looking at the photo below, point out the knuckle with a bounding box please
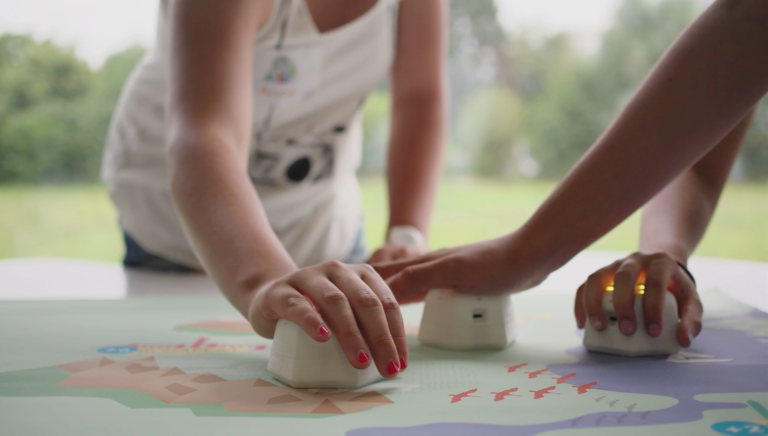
[644,277,665,291]
[390,330,407,342]
[358,292,383,309]
[372,335,396,348]
[614,269,635,283]
[359,263,376,275]
[340,328,363,343]
[284,295,308,311]
[299,312,317,327]
[380,297,400,312]
[691,319,703,332]
[401,266,417,280]
[442,256,463,270]
[587,271,603,284]
[322,291,349,307]
[323,260,345,272]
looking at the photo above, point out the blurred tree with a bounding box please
[596,0,698,106]
[91,45,145,104]
[0,36,91,112]
[457,85,522,178]
[0,35,145,182]
[0,102,101,182]
[740,97,768,181]
[360,90,391,175]
[525,65,605,178]
[523,0,699,179]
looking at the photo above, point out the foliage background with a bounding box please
[0,0,766,262]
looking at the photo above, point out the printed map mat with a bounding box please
[0,289,766,435]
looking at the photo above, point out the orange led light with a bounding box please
[604,284,645,294]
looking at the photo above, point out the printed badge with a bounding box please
[254,47,324,104]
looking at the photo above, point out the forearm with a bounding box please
[639,109,754,264]
[638,174,717,265]
[386,95,446,238]
[518,0,768,274]
[169,132,296,317]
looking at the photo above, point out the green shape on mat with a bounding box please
[748,400,768,420]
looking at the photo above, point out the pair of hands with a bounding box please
[247,243,425,379]
[248,238,702,379]
[374,240,702,347]
[376,238,704,347]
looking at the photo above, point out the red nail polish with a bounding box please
[399,357,407,370]
[388,361,400,375]
[358,351,370,364]
[318,325,330,335]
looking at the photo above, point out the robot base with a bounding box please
[418,290,516,350]
[583,290,680,357]
[268,320,384,389]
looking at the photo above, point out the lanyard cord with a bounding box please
[256,0,294,149]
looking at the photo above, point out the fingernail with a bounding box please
[388,361,400,375]
[620,319,635,336]
[318,325,330,336]
[577,320,585,329]
[358,351,370,364]
[399,357,407,370]
[647,323,661,337]
[688,333,694,346]
[590,316,603,331]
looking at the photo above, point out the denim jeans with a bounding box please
[123,225,368,272]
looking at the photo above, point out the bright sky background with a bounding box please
[1,0,710,68]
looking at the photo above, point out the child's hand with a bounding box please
[367,243,427,263]
[574,252,702,347]
[374,235,549,303]
[248,261,407,377]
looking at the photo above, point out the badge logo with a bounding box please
[264,55,297,84]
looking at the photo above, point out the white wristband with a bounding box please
[387,225,425,249]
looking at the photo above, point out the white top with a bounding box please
[101,0,400,268]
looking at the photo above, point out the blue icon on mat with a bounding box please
[97,345,138,354]
[712,421,768,435]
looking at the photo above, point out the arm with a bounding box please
[575,110,754,347]
[377,0,768,299]
[167,0,406,377]
[638,110,754,264]
[368,0,447,262]
[515,0,768,275]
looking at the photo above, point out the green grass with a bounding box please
[1,179,766,263]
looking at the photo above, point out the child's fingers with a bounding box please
[673,269,702,348]
[357,264,409,371]
[387,256,455,302]
[291,265,372,371]
[327,265,401,378]
[372,249,451,280]
[368,249,393,264]
[388,245,418,262]
[268,285,331,343]
[574,284,586,329]
[641,255,676,338]
[612,256,643,336]
[583,261,621,332]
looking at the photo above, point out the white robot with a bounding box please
[267,319,383,389]
[583,286,680,356]
[385,226,517,351]
[417,289,516,350]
